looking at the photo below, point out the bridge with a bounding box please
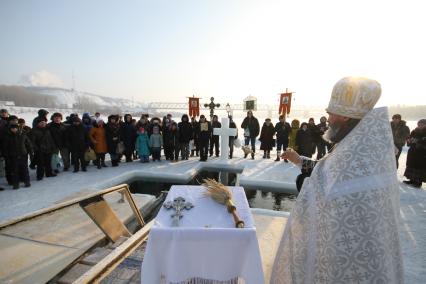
[144,102,274,112]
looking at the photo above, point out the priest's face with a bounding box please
[324,112,349,143]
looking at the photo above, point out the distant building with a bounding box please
[0,100,15,106]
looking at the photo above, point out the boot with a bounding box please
[251,153,255,160]
[13,184,19,190]
[267,151,270,159]
[229,151,233,159]
[275,151,281,161]
[244,153,248,159]
[263,151,267,159]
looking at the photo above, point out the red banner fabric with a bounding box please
[189,97,200,117]
[279,93,292,115]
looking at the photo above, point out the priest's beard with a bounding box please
[323,118,361,144]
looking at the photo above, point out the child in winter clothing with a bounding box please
[136,127,150,163]
[149,125,163,161]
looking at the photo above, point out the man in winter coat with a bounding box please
[177,114,193,160]
[48,113,70,171]
[197,115,212,162]
[210,115,221,157]
[105,115,122,167]
[2,122,32,189]
[121,114,137,162]
[241,111,260,159]
[68,117,90,172]
[391,114,410,168]
[31,118,57,180]
[274,115,291,161]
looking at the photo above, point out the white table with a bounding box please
[141,185,264,284]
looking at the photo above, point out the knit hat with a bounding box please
[326,77,381,119]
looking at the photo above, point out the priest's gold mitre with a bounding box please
[326,76,382,119]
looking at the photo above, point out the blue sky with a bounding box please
[1,0,425,106]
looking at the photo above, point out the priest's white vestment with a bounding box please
[271,107,404,283]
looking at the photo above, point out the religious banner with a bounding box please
[188,96,200,117]
[279,92,292,115]
[243,95,257,111]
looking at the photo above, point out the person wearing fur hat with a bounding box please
[68,117,90,172]
[121,114,137,162]
[259,118,275,159]
[31,118,57,180]
[47,112,71,172]
[2,122,32,189]
[272,77,403,283]
[105,115,122,167]
[274,115,291,161]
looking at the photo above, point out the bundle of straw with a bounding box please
[202,178,245,228]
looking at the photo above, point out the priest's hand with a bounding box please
[281,148,302,166]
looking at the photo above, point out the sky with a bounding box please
[1,0,425,107]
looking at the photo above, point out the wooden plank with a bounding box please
[0,235,83,284]
[82,197,131,242]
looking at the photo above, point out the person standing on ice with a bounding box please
[274,114,291,161]
[209,115,221,157]
[241,110,260,159]
[271,77,403,283]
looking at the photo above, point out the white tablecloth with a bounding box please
[141,185,264,284]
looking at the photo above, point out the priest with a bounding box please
[271,77,403,283]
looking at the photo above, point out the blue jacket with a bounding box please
[136,132,150,156]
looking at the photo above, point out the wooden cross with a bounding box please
[163,197,194,227]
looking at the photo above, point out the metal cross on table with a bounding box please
[163,196,194,227]
[204,97,220,121]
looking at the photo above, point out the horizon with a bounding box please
[1,0,425,107]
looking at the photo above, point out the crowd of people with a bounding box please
[0,107,424,190]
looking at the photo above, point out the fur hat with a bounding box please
[326,77,381,119]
